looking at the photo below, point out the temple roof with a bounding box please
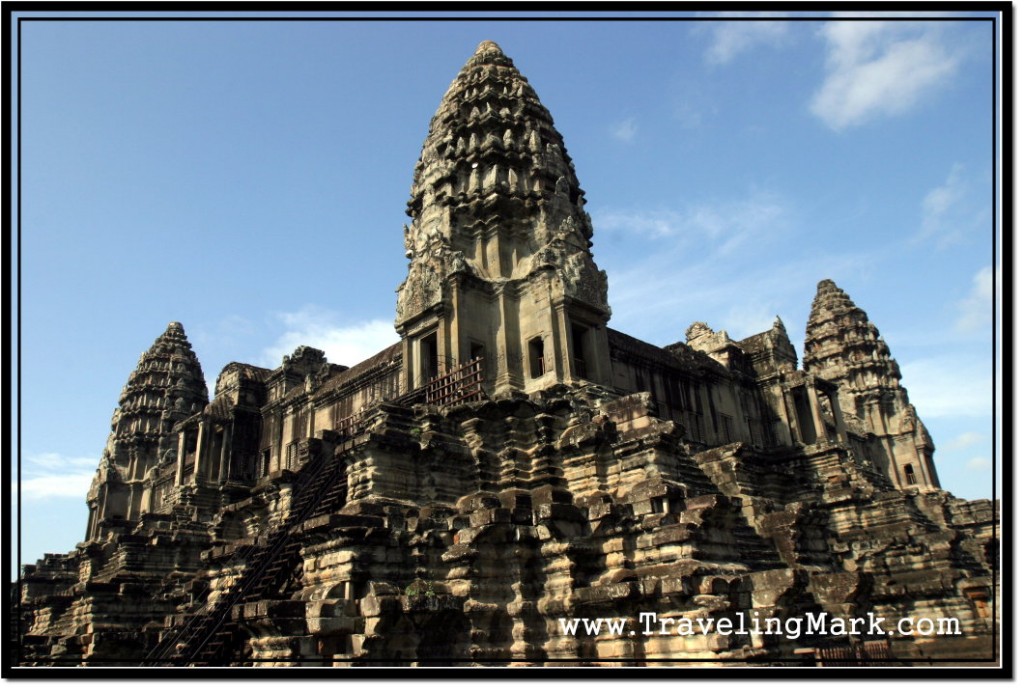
[608,328,724,376]
[805,279,876,347]
[808,279,865,321]
[317,341,403,397]
[804,279,901,394]
[475,40,503,55]
[113,322,209,443]
[407,39,590,238]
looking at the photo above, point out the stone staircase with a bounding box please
[143,440,348,666]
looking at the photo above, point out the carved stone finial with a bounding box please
[816,278,839,294]
[686,322,714,343]
[475,40,504,56]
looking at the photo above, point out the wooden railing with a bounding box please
[815,638,894,666]
[425,357,485,407]
[333,410,368,438]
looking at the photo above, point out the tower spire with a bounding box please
[85,322,208,540]
[804,280,939,490]
[474,39,504,56]
[396,41,611,397]
[805,279,902,402]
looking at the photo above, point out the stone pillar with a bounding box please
[476,233,487,276]
[140,482,153,515]
[495,287,518,393]
[448,277,461,368]
[273,412,284,474]
[217,426,230,484]
[698,384,718,444]
[868,398,888,436]
[781,386,801,445]
[553,302,570,382]
[829,390,847,441]
[920,450,940,489]
[402,338,415,395]
[174,431,187,485]
[808,386,828,441]
[85,505,97,541]
[192,421,208,487]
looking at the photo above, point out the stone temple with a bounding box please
[17,40,998,667]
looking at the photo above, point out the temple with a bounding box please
[18,41,997,667]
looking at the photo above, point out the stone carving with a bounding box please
[560,251,610,310]
[805,279,941,490]
[396,243,473,325]
[898,404,935,449]
[686,321,715,342]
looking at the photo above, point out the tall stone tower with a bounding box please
[85,322,208,541]
[395,40,612,397]
[804,279,939,490]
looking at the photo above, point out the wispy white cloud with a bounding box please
[900,356,993,419]
[592,187,887,350]
[966,456,990,470]
[703,14,791,65]
[600,221,871,349]
[916,163,984,248]
[687,194,788,256]
[603,251,860,349]
[20,453,97,501]
[955,266,994,335]
[610,117,638,142]
[592,191,788,257]
[811,21,960,130]
[922,165,964,229]
[594,208,685,240]
[947,431,983,451]
[259,306,397,368]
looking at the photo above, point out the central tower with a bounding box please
[396,40,612,397]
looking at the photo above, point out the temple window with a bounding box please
[571,323,590,379]
[904,464,918,485]
[528,337,545,378]
[792,386,817,444]
[470,341,486,378]
[420,332,439,384]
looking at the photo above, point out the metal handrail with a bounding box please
[143,446,336,665]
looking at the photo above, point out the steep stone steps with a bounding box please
[143,441,348,666]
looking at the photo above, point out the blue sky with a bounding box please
[12,11,1002,570]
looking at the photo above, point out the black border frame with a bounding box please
[3,2,1013,680]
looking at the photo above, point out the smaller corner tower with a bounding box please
[85,322,208,541]
[804,279,940,490]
